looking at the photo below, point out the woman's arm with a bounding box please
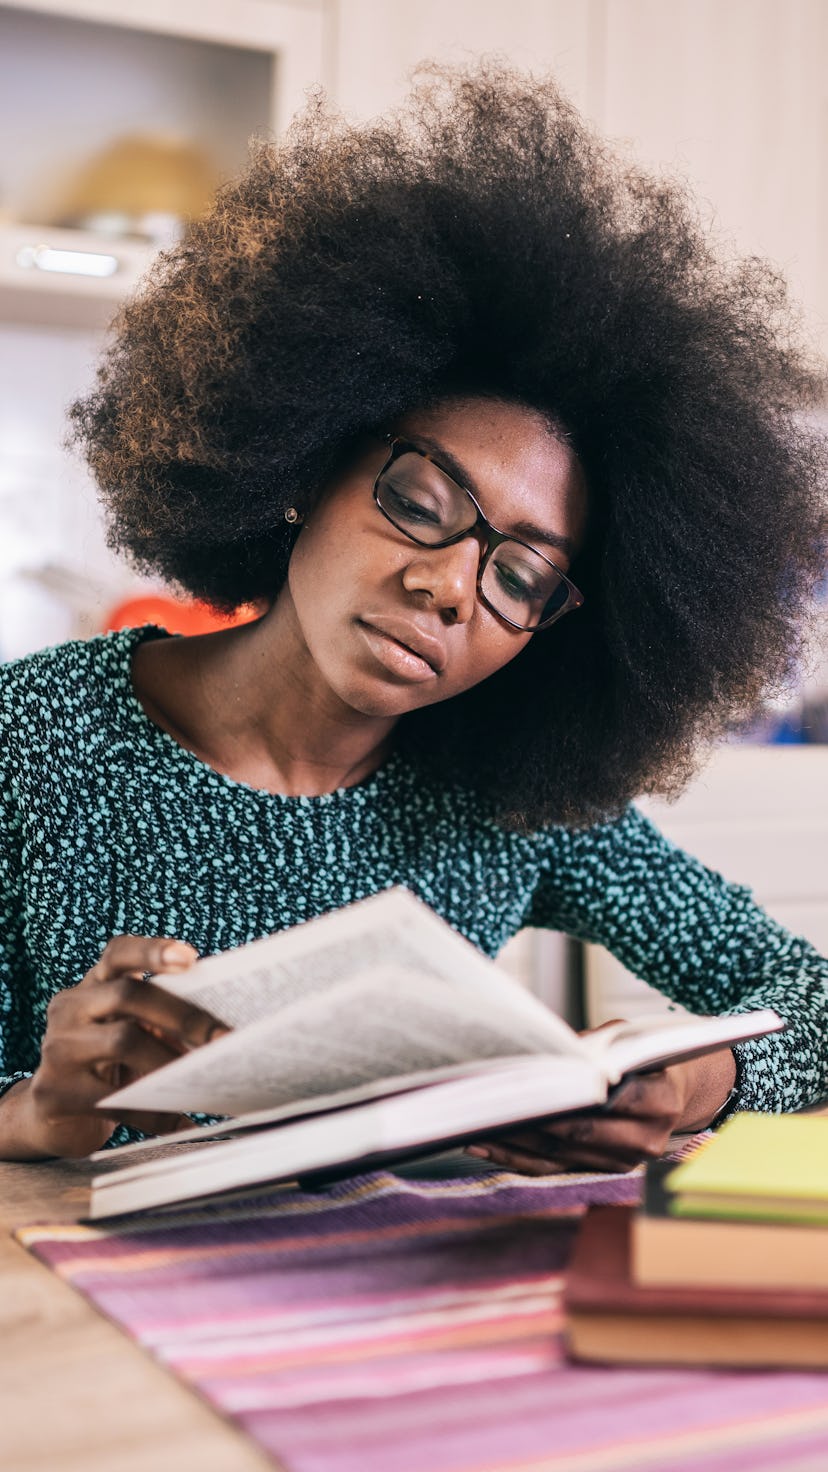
[467,1047,737,1174]
[0,935,227,1160]
[0,749,36,1108]
[526,804,828,1116]
[0,675,228,1159]
[473,805,828,1174]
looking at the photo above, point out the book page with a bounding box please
[151,888,578,1047]
[102,962,575,1116]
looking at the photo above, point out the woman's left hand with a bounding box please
[465,1045,737,1175]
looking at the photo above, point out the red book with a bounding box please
[563,1206,828,1368]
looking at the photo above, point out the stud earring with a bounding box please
[284,507,303,525]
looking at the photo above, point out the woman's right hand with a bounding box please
[2,935,228,1160]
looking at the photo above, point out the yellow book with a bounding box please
[664,1113,828,1224]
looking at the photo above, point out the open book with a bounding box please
[88,888,783,1218]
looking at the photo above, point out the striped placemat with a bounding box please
[18,1165,828,1472]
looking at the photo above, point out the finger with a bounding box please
[541,1074,671,1128]
[116,1110,192,1136]
[531,1081,679,1142]
[87,935,198,985]
[538,1142,646,1173]
[497,1123,662,1171]
[86,1018,185,1086]
[502,1115,671,1163]
[487,1128,642,1172]
[467,1141,568,1175]
[84,975,228,1050]
[601,1071,674,1116]
[30,1061,117,1119]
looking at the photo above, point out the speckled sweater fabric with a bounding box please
[2,626,827,1124]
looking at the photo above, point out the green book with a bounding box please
[664,1113,828,1225]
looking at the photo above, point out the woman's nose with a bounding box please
[400,536,481,623]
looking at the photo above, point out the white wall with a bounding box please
[331,0,828,357]
[332,1,598,118]
[596,0,827,358]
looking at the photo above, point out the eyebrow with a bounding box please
[404,432,578,561]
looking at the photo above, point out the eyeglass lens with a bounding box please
[376,451,571,629]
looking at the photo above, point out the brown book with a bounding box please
[633,1161,828,1291]
[564,1206,828,1368]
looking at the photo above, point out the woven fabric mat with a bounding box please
[19,1165,828,1472]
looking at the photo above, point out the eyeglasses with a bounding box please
[373,437,584,632]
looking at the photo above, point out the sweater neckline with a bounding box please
[114,623,402,806]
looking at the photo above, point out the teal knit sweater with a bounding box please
[2,626,827,1119]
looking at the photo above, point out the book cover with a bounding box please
[664,1114,828,1224]
[564,1206,828,1368]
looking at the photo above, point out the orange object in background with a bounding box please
[104,594,262,638]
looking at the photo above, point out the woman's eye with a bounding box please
[386,486,443,525]
[495,562,542,600]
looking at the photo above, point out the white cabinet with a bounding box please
[0,1,325,328]
[2,0,326,130]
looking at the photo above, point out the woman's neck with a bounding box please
[131,612,397,797]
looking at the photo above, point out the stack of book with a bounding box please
[564,1113,828,1368]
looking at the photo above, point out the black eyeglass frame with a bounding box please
[372,436,585,632]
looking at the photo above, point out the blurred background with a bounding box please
[1,1,826,1016]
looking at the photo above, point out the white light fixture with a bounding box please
[15,244,119,278]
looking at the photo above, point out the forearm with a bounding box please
[675,1046,737,1132]
[0,1074,124,1159]
[0,1077,57,1160]
[540,808,828,1115]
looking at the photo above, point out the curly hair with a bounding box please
[70,64,827,828]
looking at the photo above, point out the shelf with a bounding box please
[0,221,156,330]
[0,3,327,327]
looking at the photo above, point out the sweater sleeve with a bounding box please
[0,739,36,1099]
[525,805,828,1115]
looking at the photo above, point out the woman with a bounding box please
[1,68,826,1168]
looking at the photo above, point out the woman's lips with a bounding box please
[358,619,444,682]
[361,614,447,670]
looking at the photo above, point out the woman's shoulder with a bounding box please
[1,625,154,698]
[0,626,159,770]
[480,800,683,882]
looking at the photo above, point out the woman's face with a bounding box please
[283,397,587,721]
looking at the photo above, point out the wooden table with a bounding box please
[0,1160,277,1471]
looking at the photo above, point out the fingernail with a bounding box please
[465,1145,491,1159]
[162,942,197,965]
